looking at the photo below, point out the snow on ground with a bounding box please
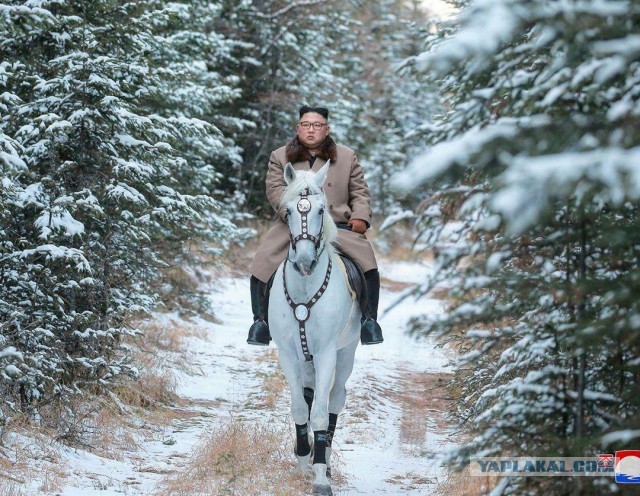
[9,256,454,496]
[335,258,454,494]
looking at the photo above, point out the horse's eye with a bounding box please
[286,208,291,219]
[319,208,324,216]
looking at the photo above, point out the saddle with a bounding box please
[335,248,370,320]
[264,248,369,321]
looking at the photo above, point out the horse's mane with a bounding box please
[280,170,338,248]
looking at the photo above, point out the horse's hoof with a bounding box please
[312,484,332,496]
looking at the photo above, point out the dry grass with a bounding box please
[156,418,312,496]
[40,321,188,462]
[0,420,69,495]
[160,265,210,313]
[422,321,516,495]
[252,348,288,411]
[70,317,214,465]
[133,318,208,356]
[377,227,436,268]
[105,318,204,440]
[391,370,452,448]
[437,466,501,496]
[107,322,186,432]
[0,316,200,495]
[385,471,438,492]
[114,364,179,413]
[91,409,138,457]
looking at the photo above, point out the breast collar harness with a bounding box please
[283,188,332,361]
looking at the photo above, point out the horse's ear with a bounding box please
[314,159,330,189]
[284,162,296,185]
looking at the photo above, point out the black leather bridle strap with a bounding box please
[289,188,323,253]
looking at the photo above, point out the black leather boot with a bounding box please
[361,269,384,345]
[247,276,271,346]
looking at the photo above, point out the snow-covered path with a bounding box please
[188,257,455,495]
[20,257,454,496]
[330,258,454,494]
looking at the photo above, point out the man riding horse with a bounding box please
[248,105,384,346]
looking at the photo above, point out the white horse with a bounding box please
[268,160,361,496]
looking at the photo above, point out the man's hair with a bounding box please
[299,105,329,120]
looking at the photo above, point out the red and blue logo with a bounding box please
[615,450,640,484]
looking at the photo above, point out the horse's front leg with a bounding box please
[277,350,313,471]
[309,348,337,495]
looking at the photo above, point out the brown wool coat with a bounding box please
[250,136,378,283]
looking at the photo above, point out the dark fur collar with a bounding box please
[285,135,337,164]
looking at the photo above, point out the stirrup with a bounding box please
[247,319,271,346]
[360,318,384,345]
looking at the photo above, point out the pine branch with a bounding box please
[262,0,330,19]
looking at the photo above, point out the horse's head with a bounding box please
[282,160,337,275]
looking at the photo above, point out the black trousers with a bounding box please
[250,275,268,321]
[364,268,380,320]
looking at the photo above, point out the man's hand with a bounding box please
[348,219,367,234]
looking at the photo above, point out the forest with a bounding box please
[1,0,639,495]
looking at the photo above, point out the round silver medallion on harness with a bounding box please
[295,305,309,321]
[297,198,311,212]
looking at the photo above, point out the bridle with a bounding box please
[288,188,324,259]
[283,187,331,362]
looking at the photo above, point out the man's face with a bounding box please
[296,112,330,149]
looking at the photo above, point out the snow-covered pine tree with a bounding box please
[0,0,236,432]
[149,0,252,226]
[354,0,436,220]
[219,0,371,211]
[139,0,254,312]
[0,125,30,411]
[394,0,640,494]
